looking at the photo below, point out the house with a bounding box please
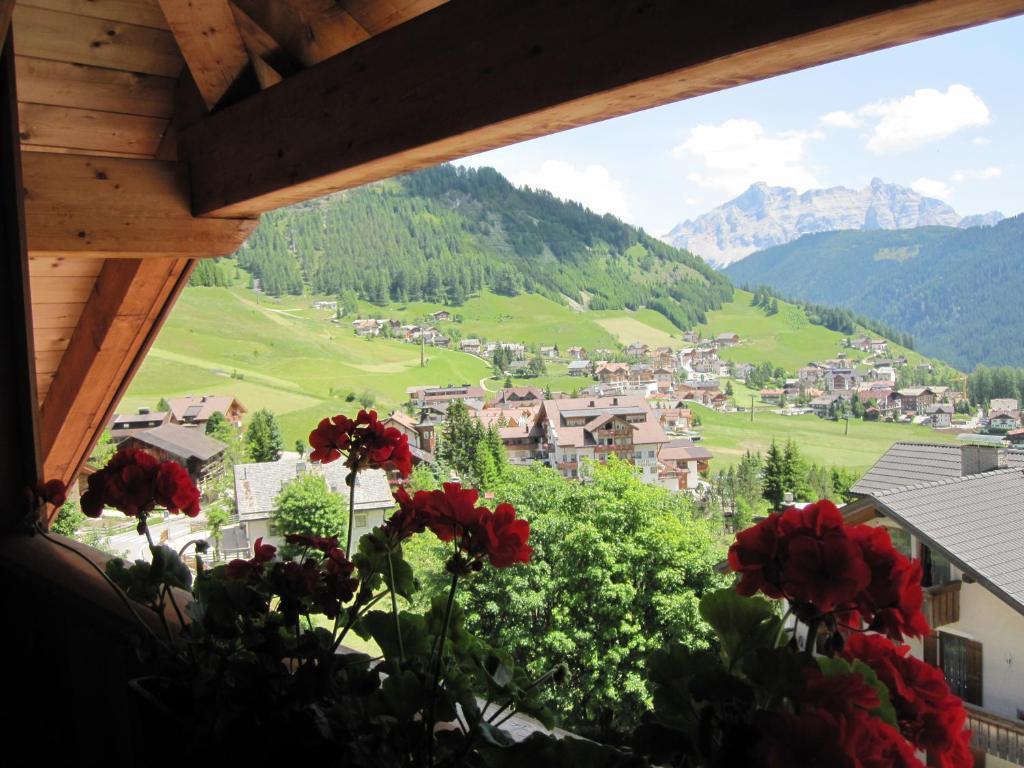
[476,407,544,465]
[682,331,699,344]
[629,363,655,386]
[536,396,669,483]
[990,398,1019,414]
[653,367,675,392]
[1006,429,1024,446]
[715,332,740,347]
[120,423,227,487]
[234,461,394,549]
[407,384,487,410]
[596,362,630,384]
[925,403,954,429]
[826,367,859,392]
[311,300,337,311]
[857,388,901,420]
[487,387,545,407]
[657,408,692,433]
[539,345,559,358]
[733,362,755,381]
[108,409,171,442]
[626,342,649,359]
[843,443,1024,766]
[506,360,533,377]
[352,318,381,336]
[167,395,247,428]
[567,346,587,360]
[431,310,451,321]
[810,393,842,417]
[658,439,713,490]
[431,335,451,348]
[896,387,937,414]
[987,411,1020,432]
[460,338,482,355]
[692,356,721,375]
[382,411,424,451]
[760,388,786,405]
[567,360,591,377]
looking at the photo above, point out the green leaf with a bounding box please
[699,587,781,667]
[356,610,432,661]
[379,669,429,720]
[150,545,193,590]
[382,550,418,600]
[646,643,713,731]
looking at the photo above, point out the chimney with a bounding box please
[782,491,795,507]
[613,397,619,406]
[961,445,1001,476]
[138,407,150,415]
[588,400,595,408]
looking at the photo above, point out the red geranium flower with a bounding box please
[848,526,930,640]
[421,483,487,543]
[728,511,785,599]
[842,633,971,767]
[308,410,413,478]
[155,460,201,517]
[485,503,532,568]
[225,537,277,580]
[783,528,871,613]
[80,448,201,519]
[285,533,339,553]
[308,415,354,464]
[35,479,67,507]
[382,486,433,543]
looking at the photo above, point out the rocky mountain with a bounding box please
[664,178,1003,268]
[724,214,1024,370]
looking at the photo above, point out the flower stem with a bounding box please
[386,550,405,664]
[427,570,460,766]
[346,470,357,556]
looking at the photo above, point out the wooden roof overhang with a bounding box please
[2,0,1024,526]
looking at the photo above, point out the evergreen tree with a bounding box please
[204,411,233,443]
[762,440,786,510]
[436,400,477,480]
[157,397,171,413]
[245,409,283,462]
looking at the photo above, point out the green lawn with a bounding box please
[693,403,960,471]
[123,285,491,446]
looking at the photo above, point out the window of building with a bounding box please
[354,512,368,531]
[887,526,912,558]
[938,632,983,706]
[920,544,952,587]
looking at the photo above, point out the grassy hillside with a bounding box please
[122,285,491,447]
[723,216,1024,369]
[694,403,960,471]
[697,289,938,373]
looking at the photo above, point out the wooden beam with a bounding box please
[181,0,1024,218]
[157,0,251,110]
[18,0,171,31]
[22,152,257,257]
[0,27,42,528]
[229,1,302,79]
[39,257,193,488]
[339,0,446,35]
[18,102,168,156]
[0,1,13,52]
[230,0,368,67]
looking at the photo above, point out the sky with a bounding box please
[456,16,1024,236]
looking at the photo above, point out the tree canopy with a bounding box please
[245,409,283,463]
[271,473,347,550]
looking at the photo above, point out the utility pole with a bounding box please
[844,416,850,436]
[750,395,754,422]
[420,329,425,368]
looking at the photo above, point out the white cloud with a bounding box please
[861,84,990,154]
[672,119,821,196]
[511,160,631,220]
[911,177,953,200]
[820,110,861,129]
[951,166,1002,183]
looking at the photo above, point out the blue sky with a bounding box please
[458,16,1024,236]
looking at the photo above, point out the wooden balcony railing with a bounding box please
[924,580,961,628]
[965,704,1024,765]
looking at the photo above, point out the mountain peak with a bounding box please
[663,178,996,268]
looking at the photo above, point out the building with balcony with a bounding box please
[536,396,668,483]
[844,443,1024,767]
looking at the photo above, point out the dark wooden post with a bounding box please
[0,26,42,531]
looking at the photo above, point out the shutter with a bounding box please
[964,639,983,706]
[924,632,938,666]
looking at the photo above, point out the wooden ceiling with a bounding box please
[11,0,445,488]
[7,0,1024,501]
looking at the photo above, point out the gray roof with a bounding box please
[865,468,1024,616]
[851,442,987,495]
[130,423,226,462]
[234,460,394,521]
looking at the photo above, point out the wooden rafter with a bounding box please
[39,257,193,491]
[229,1,301,82]
[180,0,1024,218]
[157,0,251,110]
[22,152,257,257]
[229,0,368,67]
[0,1,13,52]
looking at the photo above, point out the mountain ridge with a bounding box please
[665,178,1003,268]
[723,214,1024,369]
